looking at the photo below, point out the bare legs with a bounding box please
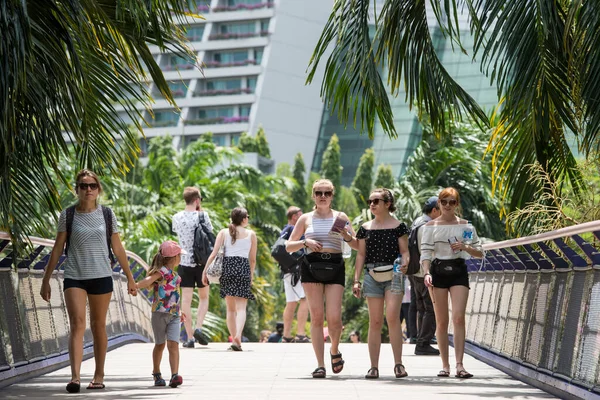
[303,283,344,372]
[153,341,179,376]
[365,292,403,374]
[297,299,308,336]
[182,286,209,340]
[432,285,470,374]
[283,299,309,338]
[225,296,248,347]
[64,289,111,384]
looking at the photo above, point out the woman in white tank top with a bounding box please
[202,207,257,351]
[286,179,359,378]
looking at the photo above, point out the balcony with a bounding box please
[195,88,253,97]
[185,116,249,126]
[204,59,257,68]
[213,2,274,12]
[148,120,179,128]
[162,64,196,71]
[208,31,269,40]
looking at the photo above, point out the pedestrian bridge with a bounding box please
[0,221,599,399]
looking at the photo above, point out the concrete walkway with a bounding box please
[1,342,555,399]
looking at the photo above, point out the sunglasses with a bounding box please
[314,190,333,198]
[440,199,457,206]
[367,198,386,206]
[77,183,99,191]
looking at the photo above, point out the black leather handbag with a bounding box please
[432,258,466,276]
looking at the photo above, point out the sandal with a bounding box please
[365,367,379,379]
[66,380,80,393]
[153,372,166,386]
[437,368,450,377]
[229,344,243,351]
[394,363,408,378]
[330,352,345,374]
[87,381,105,389]
[312,367,326,378]
[455,363,473,379]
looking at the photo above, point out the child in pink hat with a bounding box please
[137,240,187,388]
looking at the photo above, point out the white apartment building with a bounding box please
[119,0,334,173]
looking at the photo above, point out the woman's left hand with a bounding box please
[450,240,466,252]
[127,278,137,296]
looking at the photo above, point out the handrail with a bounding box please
[482,220,600,250]
[0,231,150,271]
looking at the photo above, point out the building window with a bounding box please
[206,50,253,68]
[186,25,205,41]
[213,135,227,147]
[230,133,241,145]
[247,77,258,91]
[254,48,263,64]
[152,110,180,127]
[186,106,251,125]
[168,81,188,98]
[164,54,195,71]
[240,106,251,117]
[260,20,269,35]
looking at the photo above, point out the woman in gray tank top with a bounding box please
[40,170,137,393]
[286,179,359,378]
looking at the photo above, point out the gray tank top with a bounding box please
[305,212,343,252]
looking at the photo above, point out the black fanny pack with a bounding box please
[432,258,466,276]
[302,253,343,281]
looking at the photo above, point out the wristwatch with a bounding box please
[302,239,307,248]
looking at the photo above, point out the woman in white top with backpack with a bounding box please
[421,187,483,379]
[203,207,256,351]
[286,179,359,378]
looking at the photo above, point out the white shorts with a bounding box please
[283,273,305,303]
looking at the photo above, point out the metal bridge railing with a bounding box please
[0,232,154,386]
[454,221,600,399]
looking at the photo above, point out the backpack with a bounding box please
[406,221,427,275]
[270,237,302,274]
[193,212,216,266]
[65,205,116,263]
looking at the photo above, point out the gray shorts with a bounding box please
[151,312,180,344]
[362,272,392,298]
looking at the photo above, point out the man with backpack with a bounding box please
[277,206,310,343]
[172,187,213,348]
[408,196,441,355]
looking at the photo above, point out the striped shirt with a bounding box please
[305,212,343,252]
[58,205,119,280]
[420,224,482,262]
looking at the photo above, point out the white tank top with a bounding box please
[224,230,252,258]
[305,212,343,252]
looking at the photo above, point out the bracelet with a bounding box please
[353,281,362,286]
[424,272,431,276]
[343,236,353,243]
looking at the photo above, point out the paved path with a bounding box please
[1,342,554,399]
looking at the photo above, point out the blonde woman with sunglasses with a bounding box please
[420,187,483,379]
[286,179,358,378]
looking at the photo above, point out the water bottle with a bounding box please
[342,221,352,258]
[391,254,405,295]
[462,223,474,245]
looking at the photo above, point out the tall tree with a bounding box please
[351,148,375,205]
[1,0,201,252]
[292,153,308,211]
[307,0,596,213]
[255,126,271,159]
[237,132,258,153]
[320,134,343,208]
[374,164,395,190]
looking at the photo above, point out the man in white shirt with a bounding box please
[172,187,213,348]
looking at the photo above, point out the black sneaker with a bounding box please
[182,339,195,348]
[414,344,440,355]
[193,329,209,345]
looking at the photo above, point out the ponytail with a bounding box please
[149,252,164,276]
[229,223,238,245]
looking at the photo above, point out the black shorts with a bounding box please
[178,264,207,288]
[431,271,470,289]
[300,253,345,286]
[64,277,113,295]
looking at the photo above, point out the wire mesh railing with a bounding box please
[456,221,600,397]
[0,232,153,383]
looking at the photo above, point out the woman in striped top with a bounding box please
[286,179,358,378]
[421,187,483,379]
[40,170,137,393]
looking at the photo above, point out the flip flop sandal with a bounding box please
[312,367,326,378]
[66,381,80,393]
[365,367,379,379]
[455,369,474,379]
[330,352,345,374]
[437,369,450,377]
[229,344,243,351]
[394,363,408,378]
[87,381,105,389]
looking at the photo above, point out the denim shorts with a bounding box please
[362,272,392,298]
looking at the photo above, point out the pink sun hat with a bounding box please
[159,240,187,257]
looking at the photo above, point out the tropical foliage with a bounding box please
[320,134,343,208]
[1,0,202,253]
[307,0,600,214]
[351,148,375,205]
